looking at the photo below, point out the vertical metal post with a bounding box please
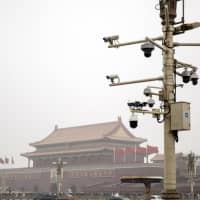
[144,182,151,200]
[160,1,180,199]
[162,24,179,198]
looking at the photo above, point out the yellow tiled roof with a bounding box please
[31,118,146,147]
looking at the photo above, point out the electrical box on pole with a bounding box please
[171,102,190,131]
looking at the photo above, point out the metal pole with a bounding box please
[174,42,200,47]
[162,24,178,198]
[110,76,163,87]
[160,1,180,199]
[108,36,163,48]
[144,182,151,200]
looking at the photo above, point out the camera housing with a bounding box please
[106,74,120,84]
[182,69,191,83]
[190,71,199,85]
[129,114,138,128]
[103,35,119,45]
[147,97,155,108]
[143,87,152,96]
[127,101,147,108]
[141,43,155,57]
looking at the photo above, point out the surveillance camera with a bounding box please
[143,87,152,96]
[147,97,155,108]
[103,35,119,45]
[141,43,155,58]
[127,101,147,109]
[190,71,199,85]
[127,101,135,107]
[182,69,191,83]
[106,74,120,83]
[134,101,141,108]
[129,114,138,129]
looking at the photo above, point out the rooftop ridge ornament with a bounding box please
[54,124,58,131]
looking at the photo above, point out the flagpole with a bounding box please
[134,144,136,162]
[113,147,116,163]
[123,147,126,163]
[146,144,149,164]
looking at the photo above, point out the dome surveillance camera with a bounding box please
[147,97,155,108]
[129,114,138,129]
[191,72,198,85]
[182,69,191,83]
[143,87,152,96]
[141,43,155,58]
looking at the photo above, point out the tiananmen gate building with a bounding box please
[0,117,197,194]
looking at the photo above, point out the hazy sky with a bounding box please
[0,0,199,168]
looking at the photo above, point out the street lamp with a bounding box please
[52,157,67,196]
[103,0,199,199]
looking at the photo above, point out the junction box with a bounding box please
[171,102,190,131]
